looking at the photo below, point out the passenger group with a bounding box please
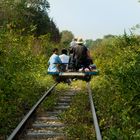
[48,37,93,72]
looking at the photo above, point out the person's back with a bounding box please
[73,44,88,70]
[59,49,69,71]
[48,48,62,72]
[73,44,87,62]
[72,37,91,70]
[59,49,69,64]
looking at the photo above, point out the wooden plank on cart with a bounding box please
[59,72,85,77]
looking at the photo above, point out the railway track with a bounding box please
[7,82,102,140]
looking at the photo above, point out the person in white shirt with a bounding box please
[70,38,77,48]
[59,49,69,71]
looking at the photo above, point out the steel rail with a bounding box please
[87,82,102,140]
[7,83,58,140]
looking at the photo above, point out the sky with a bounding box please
[48,0,140,40]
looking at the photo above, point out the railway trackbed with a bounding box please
[21,89,75,140]
[8,82,102,140]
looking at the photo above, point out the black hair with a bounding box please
[61,49,67,55]
[53,48,58,53]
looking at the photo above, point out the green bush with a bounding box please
[0,31,54,138]
[91,34,140,139]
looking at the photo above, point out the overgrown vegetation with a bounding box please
[90,34,140,139]
[0,0,140,139]
[0,0,60,41]
[0,0,61,139]
[0,31,56,138]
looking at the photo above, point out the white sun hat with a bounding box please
[76,37,84,44]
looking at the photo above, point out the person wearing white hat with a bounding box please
[76,37,84,44]
[71,37,92,71]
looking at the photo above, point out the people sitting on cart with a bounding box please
[70,37,93,71]
[59,48,69,71]
[48,48,62,72]
[48,39,94,73]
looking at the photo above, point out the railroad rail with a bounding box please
[7,82,102,140]
[7,83,58,140]
[87,82,102,140]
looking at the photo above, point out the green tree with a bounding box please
[0,0,60,41]
[60,30,74,47]
[91,34,140,139]
[103,34,116,39]
[85,39,94,48]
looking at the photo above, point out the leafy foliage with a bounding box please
[60,30,74,47]
[0,1,140,139]
[90,34,140,139]
[0,29,56,138]
[0,0,60,41]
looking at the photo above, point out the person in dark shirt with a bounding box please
[72,37,92,71]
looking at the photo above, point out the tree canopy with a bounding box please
[60,30,74,47]
[0,0,60,41]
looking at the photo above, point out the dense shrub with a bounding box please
[91,34,140,139]
[0,31,55,138]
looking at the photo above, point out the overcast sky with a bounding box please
[48,0,140,40]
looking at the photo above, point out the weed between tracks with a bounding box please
[39,81,96,139]
[59,81,96,140]
[40,83,70,112]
